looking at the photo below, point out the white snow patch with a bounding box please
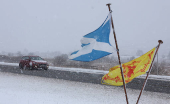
[0,62,18,66]
[0,72,169,104]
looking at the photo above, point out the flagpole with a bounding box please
[136,40,163,104]
[106,3,129,104]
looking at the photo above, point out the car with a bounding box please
[19,56,49,70]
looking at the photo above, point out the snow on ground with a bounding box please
[0,62,18,66]
[0,62,170,81]
[0,72,169,104]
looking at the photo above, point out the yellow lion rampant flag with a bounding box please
[101,47,156,86]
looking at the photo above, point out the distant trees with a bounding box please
[167,51,170,60]
[8,53,14,57]
[136,50,143,56]
[0,55,22,63]
[52,54,95,69]
[151,60,167,75]
[16,51,23,56]
[162,55,165,59]
[53,54,68,66]
[28,52,34,56]
[129,56,135,61]
[93,56,115,63]
[52,54,118,69]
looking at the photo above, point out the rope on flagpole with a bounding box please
[106,3,129,104]
[136,40,163,104]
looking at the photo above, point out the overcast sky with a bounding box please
[0,0,170,56]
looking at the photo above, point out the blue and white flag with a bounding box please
[69,13,114,62]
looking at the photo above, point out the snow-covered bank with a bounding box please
[0,62,18,66]
[0,62,170,81]
[0,72,169,104]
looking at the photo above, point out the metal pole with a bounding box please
[136,40,163,104]
[157,52,158,75]
[106,3,129,104]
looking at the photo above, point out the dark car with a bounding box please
[19,56,49,70]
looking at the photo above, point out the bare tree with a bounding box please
[28,52,34,56]
[136,50,143,56]
[151,60,167,75]
[16,51,23,56]
[129,56,135,61]
[53,54,68,66]
[167,51,170,60]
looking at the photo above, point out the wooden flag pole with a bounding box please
[136,40,163,104]
[106,3,129,104]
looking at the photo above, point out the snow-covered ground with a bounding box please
[0,62,18,66]
[0,72,169,104]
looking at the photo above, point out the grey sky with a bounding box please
[0,0,170,56]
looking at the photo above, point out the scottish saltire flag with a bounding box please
[69,13,114,62]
